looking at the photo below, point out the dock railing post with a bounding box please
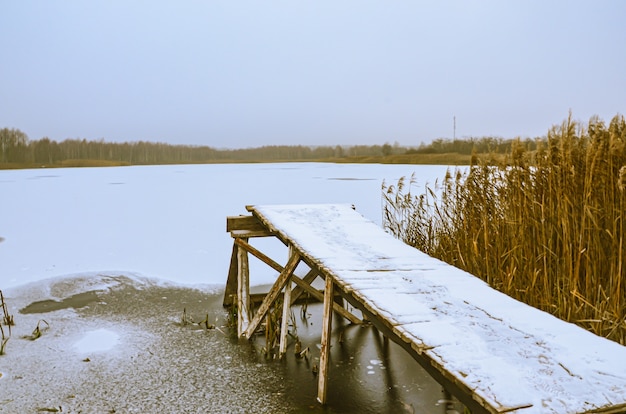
[237,238,250,337]
[317,275,334,404]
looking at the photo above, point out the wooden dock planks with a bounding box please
[227,204,626,414]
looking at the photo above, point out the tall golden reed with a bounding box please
[383,114,626,344]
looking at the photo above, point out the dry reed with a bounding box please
[383,113,626,344]
[0,290,12,355]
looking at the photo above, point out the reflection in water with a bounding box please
[266,302,465,413]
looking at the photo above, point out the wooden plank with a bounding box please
[222,242,238,307]
[243,251,301,339]
[587,403,626,414]
[317,275,334,404]
[237,240,251,337]
[230,229,275,238]
[227,215,266,232]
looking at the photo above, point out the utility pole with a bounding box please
[453,116,456,140]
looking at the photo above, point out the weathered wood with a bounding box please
[588,404,626,414]
[223,242,238,307]
[289,268,318,305]
[291,274,361,325]
[230,229,275,238]
[279,268,293,358]
[234,238,359,323]
[317,275,334,405]
[246,291,337,306]
[243,251,301,339]
[227,215,266,232]
[234,237,283,273]
[230,239,362,324]
[237,239,251,337]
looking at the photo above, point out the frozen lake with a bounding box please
[0,162,453,288]
[0,162,466,413]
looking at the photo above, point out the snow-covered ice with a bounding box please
[73,328,120,353]
[0,163,449,288]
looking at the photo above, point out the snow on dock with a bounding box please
[225,204,626,414]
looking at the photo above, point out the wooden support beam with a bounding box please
[247,291,337,307]
[291,275,361,325]
[223,243,238,307]
[243,251,301,339]
[230,229,274,238]
[227,215,266,232]
[279,272,293,358]
[237,239,251,337]
[234,238,283,273]
[290,268,318,305]
[317,275,334,404]
[234,239,361,324]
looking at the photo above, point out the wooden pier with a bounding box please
[224,204,626,414]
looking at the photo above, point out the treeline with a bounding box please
[407,136,541,155]
[1,127,535,168]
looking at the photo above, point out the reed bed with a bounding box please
[383,114,626,344]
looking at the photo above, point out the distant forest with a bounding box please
[0,127,542,168]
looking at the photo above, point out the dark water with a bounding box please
[140,278,464,413]
[262,301,463,414]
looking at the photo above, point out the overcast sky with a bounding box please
[1,1,625,148]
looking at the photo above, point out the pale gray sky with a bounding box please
[1,1,625,148]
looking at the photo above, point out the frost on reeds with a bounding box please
[383,113,626,344]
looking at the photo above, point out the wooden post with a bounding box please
[237,238,250,337]
[243,251,301,339]
[317,275,334,404]
[223,243,238,307]
[278,273,293,358]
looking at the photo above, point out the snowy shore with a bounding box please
[1,274,298,413]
